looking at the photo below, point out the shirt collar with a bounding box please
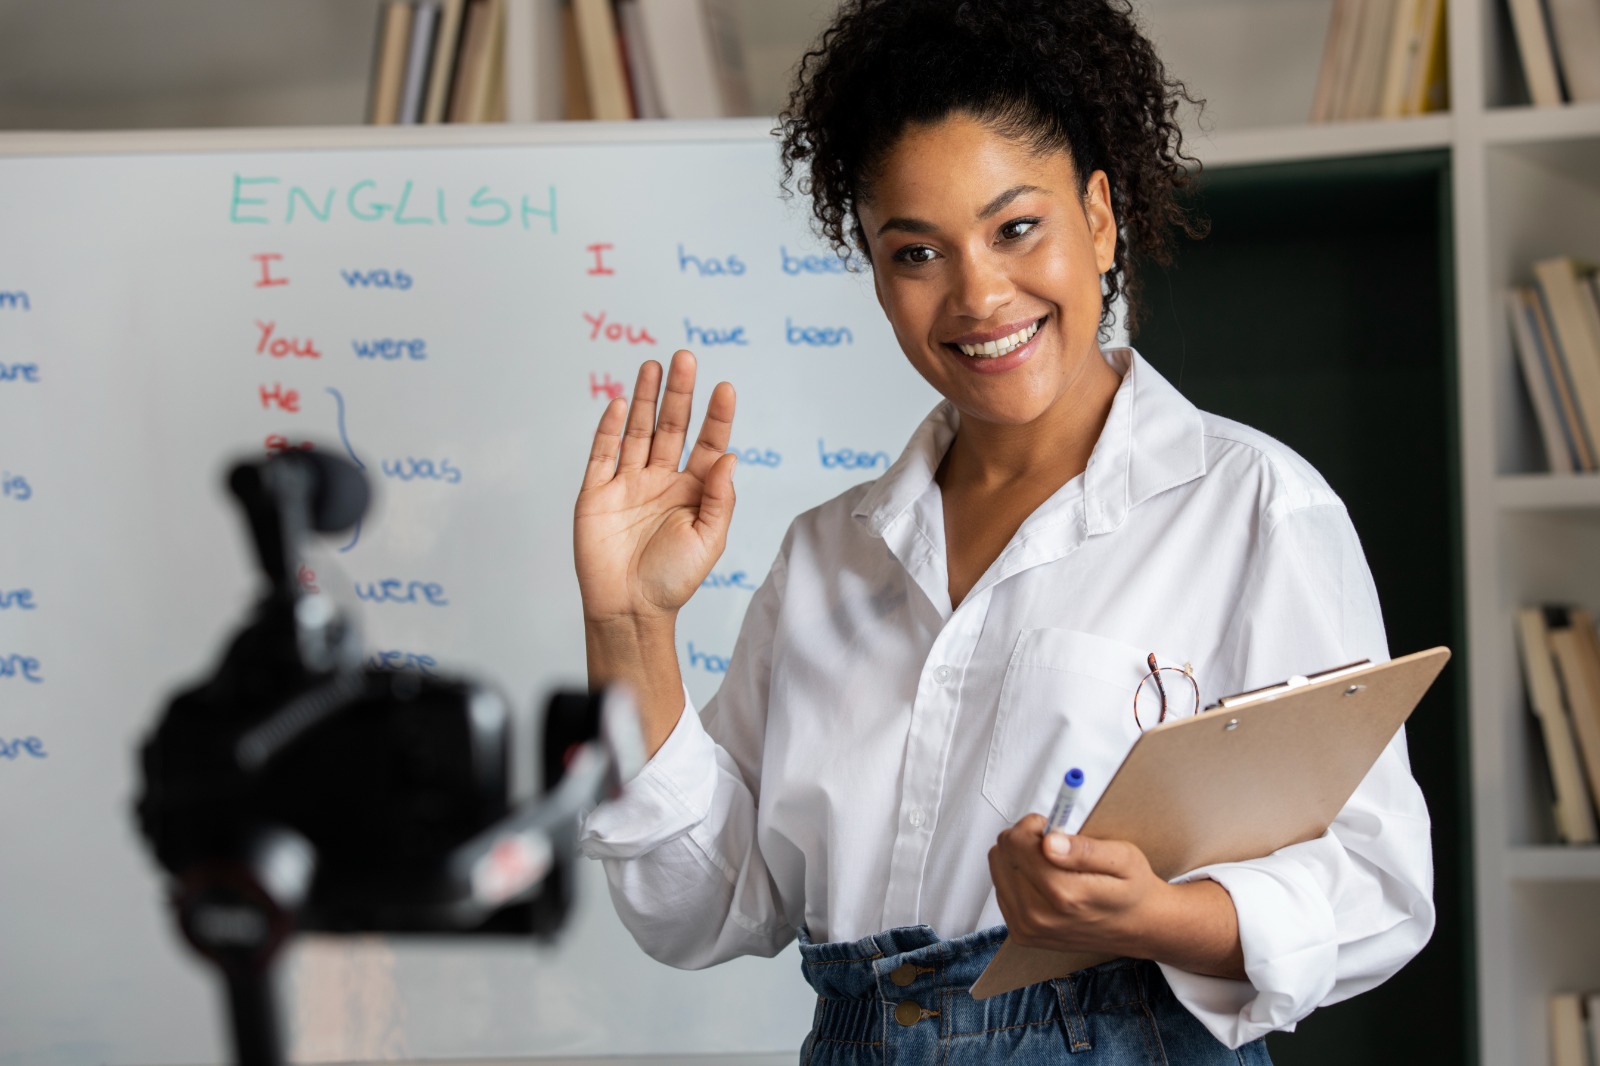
[852,347,1207,538]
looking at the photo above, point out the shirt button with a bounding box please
[908,807,926,828]
[933,665,953,684]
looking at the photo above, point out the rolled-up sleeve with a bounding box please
[578,552,795,969]
[1160,501,1436,1046]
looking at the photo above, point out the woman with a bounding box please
[574,0,1433,1060]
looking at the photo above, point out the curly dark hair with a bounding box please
[777,0,1207,336]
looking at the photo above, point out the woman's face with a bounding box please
[856,113,1118,433]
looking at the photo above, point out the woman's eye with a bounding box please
[893,245,937,265]
[999,218,1040,241]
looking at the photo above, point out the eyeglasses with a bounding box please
[1133,652,1199,732]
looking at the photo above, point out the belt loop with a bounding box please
[1051,974,1093,1052]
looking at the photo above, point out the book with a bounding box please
[561,2,594,120]
[422,0,467,123]
[702,0,752,117]
[1378,0,1420,118]
[449,0,505,123]
[1552,992,1588,1066]
[1311,0,1356,123]
[1508,287,1578,473]
[636,0,746,119]
[368,1,416,126]
[615,0,664,119]
[1402,0,1448,114]
[1515,607,1598,844]
[1534,257,1600,464]
[1549,608,1600,822]
[1587,991,1600,1066]
[1506,0,1567,105]
[1548,0,1600,102]
[572,0,634,120]
[398,1,440,125]
[501,0,539,123]
[1528,283,1598,469]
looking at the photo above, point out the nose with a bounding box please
[946,247,1015,321]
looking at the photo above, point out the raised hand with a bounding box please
[574,350,738,627]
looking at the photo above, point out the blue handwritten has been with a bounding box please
[230,176,557,233]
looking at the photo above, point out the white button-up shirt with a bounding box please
[581,348,1434,1048]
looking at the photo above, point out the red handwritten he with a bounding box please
[589,372,625,401]
[259,383,301,412]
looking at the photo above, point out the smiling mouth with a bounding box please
[948,317,1045,359]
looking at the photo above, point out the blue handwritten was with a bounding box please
[341,268,414,290]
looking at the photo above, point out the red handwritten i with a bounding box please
[586,243,616,276]
[253,253,288,288]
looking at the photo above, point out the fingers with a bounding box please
[648,350,698,470]
[580,396,629,491]
[685,380,737,482]
[693,451,739,542]
[617,360,664,471]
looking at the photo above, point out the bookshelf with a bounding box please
[4,0,1600,1063]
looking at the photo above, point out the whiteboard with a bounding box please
[0,123,943,1065]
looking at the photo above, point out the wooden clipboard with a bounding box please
[970,646,1451,999]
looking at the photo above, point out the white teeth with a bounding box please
[957,319,1041,358]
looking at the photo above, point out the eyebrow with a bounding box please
[873,184,1050,239]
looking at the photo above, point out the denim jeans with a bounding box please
[798,924,1272,1065]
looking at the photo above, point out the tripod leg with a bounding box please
[224,966,285,1066]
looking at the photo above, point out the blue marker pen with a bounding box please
[1046,768,1085,834]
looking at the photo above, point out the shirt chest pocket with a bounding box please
[980,628,1152,827]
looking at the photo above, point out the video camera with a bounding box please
[134,450,641,1066]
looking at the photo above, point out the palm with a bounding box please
[574,353,737,623]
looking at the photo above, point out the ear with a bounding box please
[1083,170,1117,275]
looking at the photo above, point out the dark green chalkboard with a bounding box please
[1134,150,1470,1066]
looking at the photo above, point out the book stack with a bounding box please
[1551,990,1600,1066]
[1507,256,1600,474]
[1505,0,1600,107]
[568,0,752,121]
[1310,0,1449,122]
[366,0,753,125]
[1516,606,1600,845]
[367,0,510,124]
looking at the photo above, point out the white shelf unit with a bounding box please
[4,0,1599,1062]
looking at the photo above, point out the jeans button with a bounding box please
[895,1000,922,1026]
[890,962,919,987]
